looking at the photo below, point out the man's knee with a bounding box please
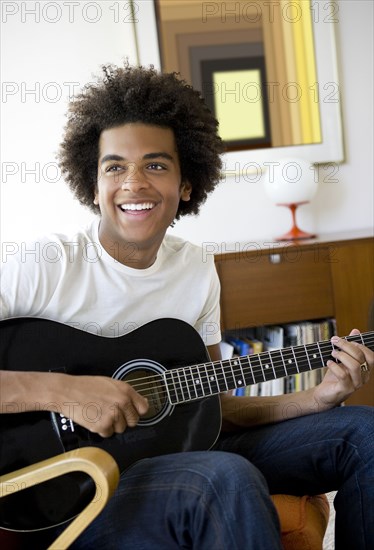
[197,451,270,508]
[328,405,373,440]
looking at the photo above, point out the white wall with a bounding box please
[171,0,374,245]
[1,0,373,249]
[1,1,137,243]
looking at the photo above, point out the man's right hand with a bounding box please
[57,374,149,437]
[0,370,149,438]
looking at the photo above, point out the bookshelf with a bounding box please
[214,229,374,407]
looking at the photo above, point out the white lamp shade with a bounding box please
[263,158,318,204]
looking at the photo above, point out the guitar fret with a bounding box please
[191,365,204,398]
[237,357,247,387]
[229,358,238,388]
[259,352,274,382]
[306,343,324,370]
[221,360,234,390]
[280,347,299,376]
[205,362,220,394]
[172,369,184,403]
[244,356,256,385]
[298,345,315,373]
[293,345,313,374]
[187,366,198,399]
[258,354,266,380]
[291,346,300,373]
[304,344,313,371]
[316,341,325,365]
[181,367,192,401]
[278,349,288,377]
[199,365,211,395]
[230,357,245,389]
[164,370,178,405]
[218,361,229,391]
[246,355,264,384]
[268,351,277,379]
[233,358,243,387]
[269,349,285,378]
[203,363,213,394]
[176,368,188,402]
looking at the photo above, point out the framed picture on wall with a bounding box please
[153,0,272,152]
[135,0,344,171]
[200,56,271,151]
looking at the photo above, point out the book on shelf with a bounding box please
[219,340,235,361]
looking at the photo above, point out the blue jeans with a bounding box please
[65,405,373,549]
[215,405,374,549]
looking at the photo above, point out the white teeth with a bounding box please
[120,203,154,211]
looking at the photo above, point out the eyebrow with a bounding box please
[100,152,174,165]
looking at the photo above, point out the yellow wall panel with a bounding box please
[213,70,265,141]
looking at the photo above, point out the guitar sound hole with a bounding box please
[123,369,167,421]
[113,358,173,425]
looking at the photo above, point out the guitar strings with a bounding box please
[127,334,374,397]
[125,334,374,402]
[130,341,374,401]
[127,334,374,392]
[125,333,374,391]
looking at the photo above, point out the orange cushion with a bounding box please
[271,494,330,550]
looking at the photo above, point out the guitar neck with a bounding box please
[165,331,374,405]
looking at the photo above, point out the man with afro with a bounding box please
[1,63,373,549]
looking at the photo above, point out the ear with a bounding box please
[180,181,192,202]
[93,189,99,206]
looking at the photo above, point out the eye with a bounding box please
[105,164,125,173]
[147,162,165,171]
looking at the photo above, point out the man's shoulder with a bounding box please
[40,219,98,247]
[1,220,98,268]
[161,233,217,275]
[163,233,205,259]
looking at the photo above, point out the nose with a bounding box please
[120,163,149,192]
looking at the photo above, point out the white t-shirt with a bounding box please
[0,219,221,346]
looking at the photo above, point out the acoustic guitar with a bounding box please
[0,316,372,532]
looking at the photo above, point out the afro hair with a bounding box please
[58,63,225,219]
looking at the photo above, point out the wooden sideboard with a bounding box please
[214,229,374,407]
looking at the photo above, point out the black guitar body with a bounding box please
[0,317,221,531]
[4,317,373,532]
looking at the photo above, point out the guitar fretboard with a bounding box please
[164,332,374,405]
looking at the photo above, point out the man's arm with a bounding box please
[0,370,149,437]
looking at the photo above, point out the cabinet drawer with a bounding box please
[216,248,334,329]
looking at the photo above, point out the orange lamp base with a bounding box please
[275,202,316,241]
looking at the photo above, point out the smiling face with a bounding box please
[95,123,191,268]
